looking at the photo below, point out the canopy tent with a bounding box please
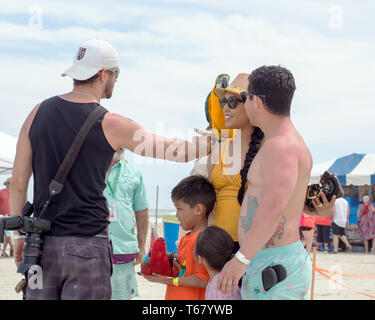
[309,153,375,186]
[0,131,17,175]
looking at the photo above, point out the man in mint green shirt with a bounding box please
[104,148,149,300]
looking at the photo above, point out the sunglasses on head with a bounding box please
[219,95,246,109]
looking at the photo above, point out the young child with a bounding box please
[195,226,242,300]
[142,175,216,300]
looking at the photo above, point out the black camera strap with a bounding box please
[38,105,107,218]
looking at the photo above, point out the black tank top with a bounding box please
[29,96,115,237]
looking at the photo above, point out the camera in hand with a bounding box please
[0,202,51,274]
[305,171,344,212]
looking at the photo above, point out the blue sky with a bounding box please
[0,0,374,209]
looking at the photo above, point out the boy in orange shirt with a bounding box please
[142,175,216,300]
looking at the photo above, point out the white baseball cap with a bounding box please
[62,39,120,81]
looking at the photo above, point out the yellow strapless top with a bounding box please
[210,139,248,242]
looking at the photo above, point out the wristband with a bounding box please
[235,251,251,265]
[172,277,179,287]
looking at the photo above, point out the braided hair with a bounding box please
[237,127,264,205]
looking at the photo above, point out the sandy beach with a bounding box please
[1,220,374,301]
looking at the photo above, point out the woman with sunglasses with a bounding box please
[206,73,264,253]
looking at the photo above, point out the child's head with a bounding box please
[194,226,234,272]
[171,175,216,231]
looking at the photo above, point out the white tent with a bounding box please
[309,153,375,186]
[0,131,17,175]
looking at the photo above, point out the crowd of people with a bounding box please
[3,39,373,301]
[299,194,375,255]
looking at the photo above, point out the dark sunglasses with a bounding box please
[240,91,266,101]
[219,96,246,109]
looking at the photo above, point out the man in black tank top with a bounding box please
[10,39,211,300]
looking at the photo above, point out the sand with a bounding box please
[1,220,374,300]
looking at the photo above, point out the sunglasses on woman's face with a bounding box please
[219,95,246,109]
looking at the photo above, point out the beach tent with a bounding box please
[0,131,17,175]
[309,153,375,186]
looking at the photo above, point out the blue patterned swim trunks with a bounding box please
[241,240,312,300]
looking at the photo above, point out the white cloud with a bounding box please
[0,1,374,207]
[0,0,164,25]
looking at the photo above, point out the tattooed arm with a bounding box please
[102,113,211,162]
[239,141,299,260]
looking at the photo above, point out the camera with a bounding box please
[0,202,51,274]
[305,171,344,212]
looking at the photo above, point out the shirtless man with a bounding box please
[217,65,334,300]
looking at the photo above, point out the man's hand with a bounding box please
[217,256,247,295]
[192,134,212,159]
[13,238,24,267]
[311,192,336,217]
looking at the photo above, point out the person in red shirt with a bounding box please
[0,178,13,256]
[0,178,11,215]
[142,175,215,300]
[315,215,332,253]
[300,213,316,257]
